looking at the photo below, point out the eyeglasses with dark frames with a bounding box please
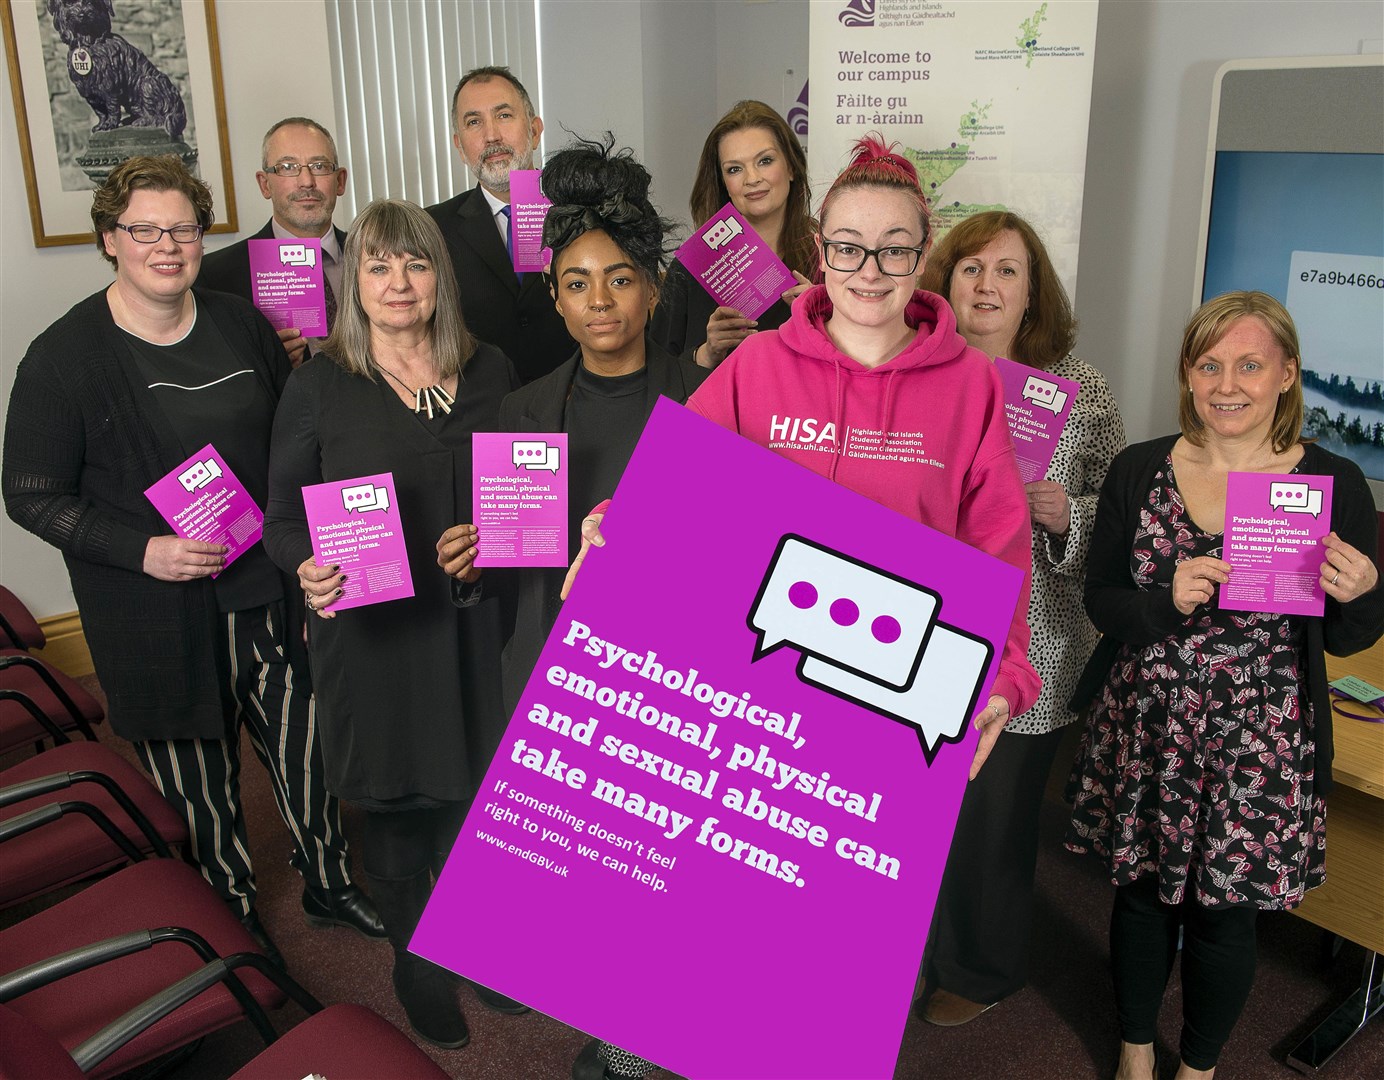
[821,240,925,277]
[112,222,205,244]
[263,161,340,177]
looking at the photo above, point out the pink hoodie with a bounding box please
[687,285,1040,719]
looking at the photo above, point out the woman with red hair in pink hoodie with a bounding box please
[686,135,1040,768]
[563,135,1039,1080]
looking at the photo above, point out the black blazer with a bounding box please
[425,186,573,383]
[494,340,708,712]
[198,220,348,303]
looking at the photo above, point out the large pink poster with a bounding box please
[415,400,1024,1079]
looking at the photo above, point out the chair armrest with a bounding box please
[0,655,93,732]
[0,769,175,858]
[0,800,146,863]
[71,953,325,1072]
[0,690,70,744]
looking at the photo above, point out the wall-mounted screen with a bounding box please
[1195,57,1383,503]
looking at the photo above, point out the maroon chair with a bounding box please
[0,740,188,910]
[0,859,297,1080]
[228,1003,452,1079]
[0,651,104,754]
[0,587,45,651]
[0,999,451,1080]
[0,586,102,752]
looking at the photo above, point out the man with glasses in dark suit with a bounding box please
[200,117,349,367]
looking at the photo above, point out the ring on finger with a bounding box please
[1332,570,1341,585]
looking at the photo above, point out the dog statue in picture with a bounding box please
[47,0,188,140]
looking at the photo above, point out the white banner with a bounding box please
[809,0,1100,301]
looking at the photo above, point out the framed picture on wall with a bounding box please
[2,0,236,247]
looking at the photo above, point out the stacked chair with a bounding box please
[0,585,444,1078]
[0,586,104,755]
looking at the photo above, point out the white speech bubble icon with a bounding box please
[341,483,389,513]
[702,215,744,251]
[1268,482,1310,512]
[177,457,222,492]
[279,243,317,268]
[1022,375,1068,415]
[1270,482,1323,517]
[802,622,991,758]
[511,440,561,474]
[749,536,938,690]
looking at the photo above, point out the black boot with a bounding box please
[367,870,469,1049]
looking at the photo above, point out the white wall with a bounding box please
[1,1,336,618]
[537,1,647,174]
[639,0,716,229]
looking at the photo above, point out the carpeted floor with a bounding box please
[5,679,1381,1079]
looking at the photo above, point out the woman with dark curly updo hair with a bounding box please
[436,132,705,1080]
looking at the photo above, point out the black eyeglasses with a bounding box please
[263,161,339,177]
[822,241,924,277]
[113,222,205,244]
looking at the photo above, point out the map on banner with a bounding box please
[809,0,1099,300]
[413,400,1023,1079]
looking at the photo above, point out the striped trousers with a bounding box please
[134,602,350,917]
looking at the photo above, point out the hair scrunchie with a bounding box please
[542,195,643,254]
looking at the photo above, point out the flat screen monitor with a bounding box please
[1195,57,1383,504]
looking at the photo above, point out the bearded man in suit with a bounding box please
[425,66,573,382]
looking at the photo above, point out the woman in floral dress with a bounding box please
[1066,291,1382,1080]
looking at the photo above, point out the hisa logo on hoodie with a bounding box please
[769,414,838,452]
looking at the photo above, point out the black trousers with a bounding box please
[923,725,1065,1004]
[135,603,350,916]
[1111,875,1259,1070]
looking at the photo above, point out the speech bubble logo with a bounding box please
[702,215,744,252]
[801,623,991,759]
[1269,481,1323,517]
[747,535,992,761]
[749,536,937,690]
[1021,375,1068,415]
[177,457,223,492]
[341,483,390,513]
[512,440,561,474]
[279,243,317,268]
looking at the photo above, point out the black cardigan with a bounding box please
[3,288,305,741]
[1069,433,1384,791]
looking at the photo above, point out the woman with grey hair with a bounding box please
[264,198,520,1048]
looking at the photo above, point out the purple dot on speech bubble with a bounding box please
[830,598,859,626]
[872,615,902,643]
[788,581,817,610]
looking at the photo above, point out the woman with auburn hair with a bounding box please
[651,100,817,369]
[264,199,521,1049]
[915,210,1126,1025]
[1066,291,1381,1079]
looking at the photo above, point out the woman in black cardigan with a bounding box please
[1066,292,1381,1080]
[2,155,374,961]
